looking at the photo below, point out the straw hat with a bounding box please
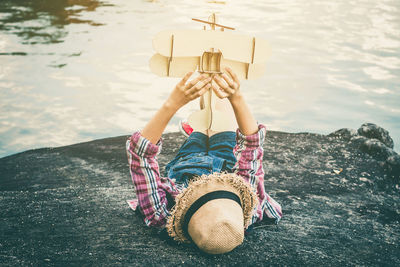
[166,172,258,254]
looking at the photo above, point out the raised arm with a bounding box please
[212,67,282,224]
[141,72,211,144]
[211,67,258,135]
[127,72,211,227]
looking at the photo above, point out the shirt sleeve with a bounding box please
[126,131,170,227]
[233,124,282,224]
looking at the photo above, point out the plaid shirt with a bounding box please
[126,124,282,228]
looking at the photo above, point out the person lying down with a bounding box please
[126,67,282,254]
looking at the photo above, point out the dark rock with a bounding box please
[386,155,400,178]
[328,128,357,141]
[349,133,399,172]
[0,128,399,266]
[358,139,397,161]
[357,123,394,148]
[349,135,369,147]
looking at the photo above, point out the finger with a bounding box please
[211,83,229,99]
[178,71,194,86]
[198,84,210,96]
[185,74,208,89]
[191,83,211,99]
[224,67,240,85]
[185,74,204,89]
[186,77,211,95]
[220,73,235,88]
[213,75,229,90]
[214,76,235,95]
[212,85,228,99]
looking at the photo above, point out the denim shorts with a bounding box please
[165,131,237,185]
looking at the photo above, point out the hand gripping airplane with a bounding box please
[149,13,270,132]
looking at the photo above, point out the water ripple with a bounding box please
[0,0,399,157]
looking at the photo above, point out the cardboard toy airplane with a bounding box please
[149,13,270,132]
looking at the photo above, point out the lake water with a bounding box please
[0,0,399,158]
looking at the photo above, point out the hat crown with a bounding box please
[166,172,258,254]
[197,220,244,254]
[188,198,244,254]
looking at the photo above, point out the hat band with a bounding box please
[182,190,242,240]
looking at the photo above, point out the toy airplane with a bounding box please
[149,13,270,132]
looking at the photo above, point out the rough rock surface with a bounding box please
[0,123,399,266]
[357,123,394,149]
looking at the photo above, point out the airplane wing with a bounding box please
[149,53,266,79]
[152,29,270,64]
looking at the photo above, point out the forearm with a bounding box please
[230,94,258,136]
[212,67,258,135]
[141,101,179,144]
[141,72,211,144]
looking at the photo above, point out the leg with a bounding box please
[208,131,237,171]
[165,131,208,177]
[171,94,210,160]
[172,131,208,160]
[207,93,237,170]
[208,95,237,137]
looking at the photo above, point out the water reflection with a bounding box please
[0,0,399,158]
[0,0,111,44]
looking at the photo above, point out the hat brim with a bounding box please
[166,172,258,243]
